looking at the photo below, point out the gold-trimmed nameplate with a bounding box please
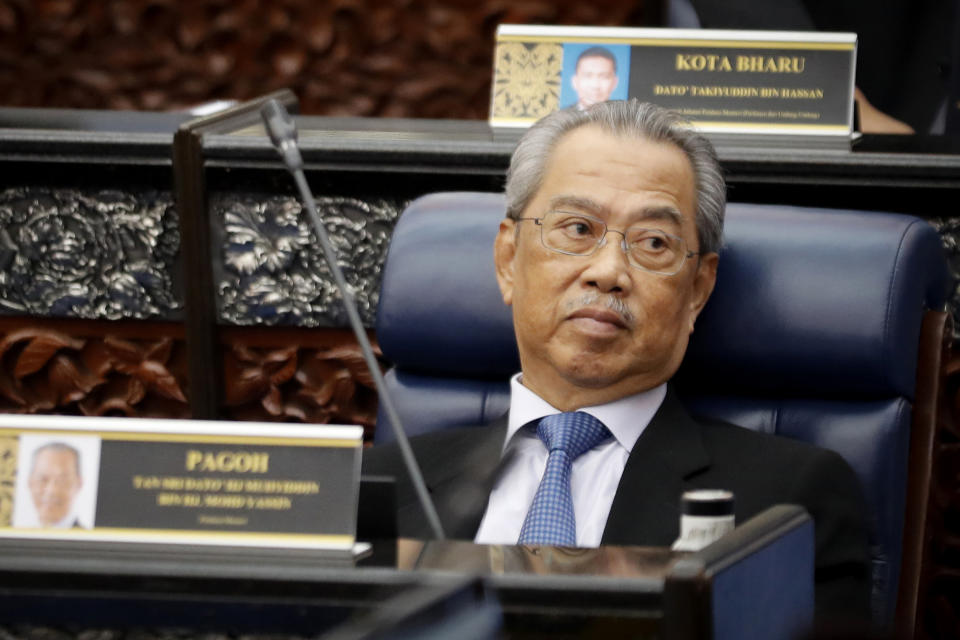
[0,414,363,551]
[490,25,857,136]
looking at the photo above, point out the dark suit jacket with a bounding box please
[362,388,872,620]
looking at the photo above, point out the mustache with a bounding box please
[565,292,635,328]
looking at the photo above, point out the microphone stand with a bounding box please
[260,99,445,541]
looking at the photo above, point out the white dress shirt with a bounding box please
[474,375,666,547]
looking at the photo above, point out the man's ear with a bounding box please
[687,252,718,333]
[494,219,518,306]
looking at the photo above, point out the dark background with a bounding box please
[0,0,661,119]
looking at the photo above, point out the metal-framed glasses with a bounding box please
[518,210,700,276]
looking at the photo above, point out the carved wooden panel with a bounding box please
[922,354,960,639]
[0,0,652,118]
[0,186,181,321]
[212,192,403,327]
[0,319,383,436]
[0,318,189,418]
[221,328,384,440]
[930,216,960,342]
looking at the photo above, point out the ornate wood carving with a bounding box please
[921,349,960,638]
[0,321,382,435]
[221,328,383,439]
[0,0,652,118]
[0,318,189,418]
[0,186,181,321]
[212,192,403,327]
[929,216,960,341]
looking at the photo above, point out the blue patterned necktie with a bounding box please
[517,411,612,546]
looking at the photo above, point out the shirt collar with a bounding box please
[506,373,666,453]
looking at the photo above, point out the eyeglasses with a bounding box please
[517,210,699,276]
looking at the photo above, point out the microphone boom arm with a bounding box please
[260,100,446,541]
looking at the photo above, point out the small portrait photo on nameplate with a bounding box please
[10,434,101,530]
[559,43,631,111]
[490,24,857,138]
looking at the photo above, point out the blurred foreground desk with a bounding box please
[0,506,813,640]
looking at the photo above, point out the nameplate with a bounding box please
[0,414,363,550]
[490,25,857,136]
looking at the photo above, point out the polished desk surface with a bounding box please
[5,106,960,187]
[0,505,812,638]
[206,118,960,214]
[3,106,959,220]
[397,538,676,579]
[0,537,673,638]
[0,535,674,604]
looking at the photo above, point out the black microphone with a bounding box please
[261,100,303,171]
[260,99,446,541]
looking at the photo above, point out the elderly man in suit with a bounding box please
[364,99,871,621]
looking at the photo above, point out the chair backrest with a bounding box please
[374,191,950,626]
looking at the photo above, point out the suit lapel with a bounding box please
[602,388,710,546]
[425,416,508,539]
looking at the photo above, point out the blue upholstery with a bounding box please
[711,519,815,640]
[374,191,950,625]
[376,192,517,378]
[679,204,948,399]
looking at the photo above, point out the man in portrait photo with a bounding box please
[14,437,98,529]
[364,99,871,623]
[563,45,627,111]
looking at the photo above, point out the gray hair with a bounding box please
[504,100,726,255]
[31,441,81,478]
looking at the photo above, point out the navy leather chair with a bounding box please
[375,191,951,631]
